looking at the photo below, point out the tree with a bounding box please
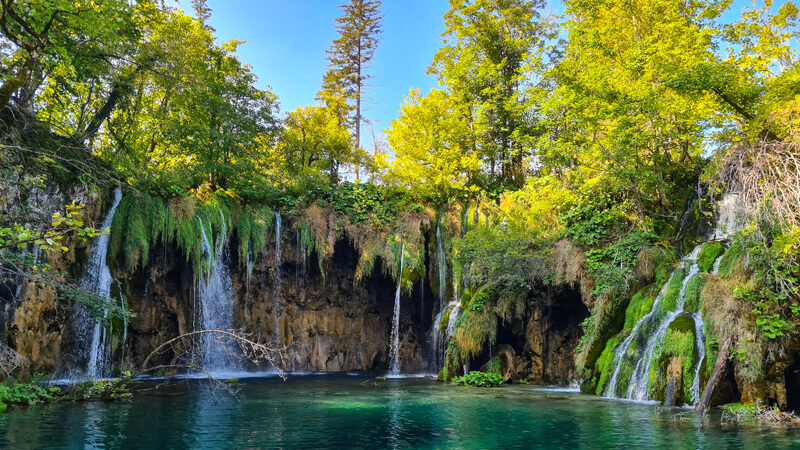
[0,0,136,112]
[89,7,280,192]
[278,105,352,185]
[386,88,480,205]
[320,0,383,181]
[429,0,554,190]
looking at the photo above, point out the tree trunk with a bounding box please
[0,54,37,111]
[695,335,732,411]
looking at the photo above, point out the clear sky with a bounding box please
[194,0,450,141]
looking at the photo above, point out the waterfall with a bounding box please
[627,253,701,400]
[274,211,282,344]
[436,217,447,310]
[714,193,749,240]
[430,217,448,370]
[196,213,238,374]
[83,187,123,378]
[389,243,405,375]
[446,303,462,337]
[690,312,707,404]
[245,241,253,319]
[604,245,705,402]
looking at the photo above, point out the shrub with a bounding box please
[0,381,61,411]
[451,371,505,387]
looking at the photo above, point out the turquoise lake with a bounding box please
[1,376,799,449]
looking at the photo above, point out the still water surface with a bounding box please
[1,375,799,449]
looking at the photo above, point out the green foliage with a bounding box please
[67,380,131,401]
[698,241,725,273]
[716,243,744,277]
[733,285,796,339]
[386,88,480,205]
[583,230,656,296]
[451,371,505,388]
[0,381,60,410]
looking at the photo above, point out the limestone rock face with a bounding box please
[99,219,429,375]
[1,184,583,383]
[0,182,105,377]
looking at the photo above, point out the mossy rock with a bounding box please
[668,314,696,333]
[698,241,725,273]
[660,324,697,403]
[624,286,657,329]
[654,246,680,287]
[594,333,624,395]
[716,243,744,277]
[440,307,452,333]
[658,267,686,318]
[683,275,706,313]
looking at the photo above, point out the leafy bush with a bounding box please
[0,381,61,411]
[451,371,505,387]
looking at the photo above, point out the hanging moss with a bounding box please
[108,193,168,274]
[237,205,274,267]
[108,189,244,280]
[698,241,725,273]
[453,307,498,365]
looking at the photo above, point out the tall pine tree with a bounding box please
[320,0,383,181]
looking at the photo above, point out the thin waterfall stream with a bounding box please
[82,187,123,378]
[389,243,405,375]
[274,211,282,344]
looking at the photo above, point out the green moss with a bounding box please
[108,190,243,280]
[595,333,623,395]
[683,275,706,313]
[624,286,656,329]
[698,241,725,273]
[658,267,686,318]
[440,307,452,333]
[237,205,274,267]
[660,324,697,403]
[108,194,168,273]
[612,358,636,397]
[717,243,744,276]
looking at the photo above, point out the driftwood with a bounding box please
[695,336,732,412]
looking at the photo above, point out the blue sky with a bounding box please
[194,0,451,140]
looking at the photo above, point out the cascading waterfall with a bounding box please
[274,211,282,343]
[83,187,123,378]
[627,249,701,400]
[389,243,405,375]
[605,245,708,403]
[196,213,238,373]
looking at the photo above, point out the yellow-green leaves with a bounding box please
[386,88,479,205]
